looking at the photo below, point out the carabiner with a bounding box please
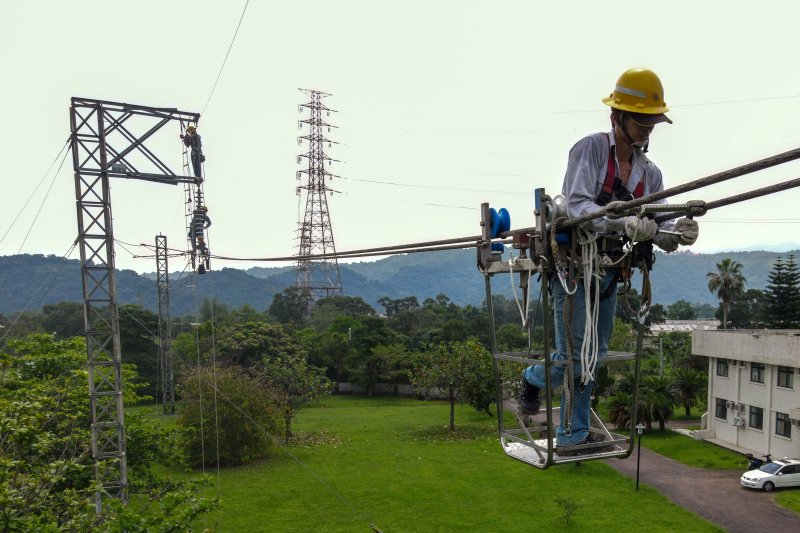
[557,264,578,295]
[637,301,651,325]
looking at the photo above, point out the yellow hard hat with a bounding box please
[603,68,672,124]
[187,125,196,132]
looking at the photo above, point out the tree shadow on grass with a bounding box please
[408,424,494,442]
[288,429,349,449]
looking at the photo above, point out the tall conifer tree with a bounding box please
[764,254,800,329]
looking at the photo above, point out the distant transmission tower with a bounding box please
[154,235,174,415]
[295,89,343,303]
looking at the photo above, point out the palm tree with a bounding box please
[673,367,707,417]
[641,374,679,431]
[707,258,746,329]
[607,391,633,430]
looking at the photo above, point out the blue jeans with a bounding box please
[523,268,618,445]
[191,152,203,178]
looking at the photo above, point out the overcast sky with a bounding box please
[2,0,800,274]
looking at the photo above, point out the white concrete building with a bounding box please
[692,330,800,458]
[651,319,720,334]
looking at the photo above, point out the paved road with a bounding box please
[605,447,800,533]
[507,403,800,531]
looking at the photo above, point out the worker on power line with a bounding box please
[180,124,204,178]
[189,206,211,274]
[189,206,211,252]
[517,68,699,453]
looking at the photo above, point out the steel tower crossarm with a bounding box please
[69,97,200,511]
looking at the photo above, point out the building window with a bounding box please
[750,363,765,384]
[776,412,792,438]
[777,366,794,389]
[716,359,729,378]
[749,406,764,430]
[715,398,727,420]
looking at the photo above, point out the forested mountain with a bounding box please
[0,249,796,315]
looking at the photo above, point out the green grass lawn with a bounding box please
[138,396,725,532]
[618,429,744,470]
[775,492,800,514]
[670,406,706,420]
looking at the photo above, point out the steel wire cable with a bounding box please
[0,148,71,298]
[556,147,800,230]
[201,0,251,115]
[0,241,77,343]
[202,230,223,527]
[337,174,528,195]
[554,91,800,114]
[118,153,800,267]
[0,138,70,247]
[119,282,382,532]
[654,176,800,224]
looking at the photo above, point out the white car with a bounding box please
[741,459,800,492]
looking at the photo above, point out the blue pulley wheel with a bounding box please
[489,207,511,238]
[491,242,505,254]
[498,208,511,234]
[489,208,500,238]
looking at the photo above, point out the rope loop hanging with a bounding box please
[577,227,601,386]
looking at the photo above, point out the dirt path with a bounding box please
[605,447,800,533]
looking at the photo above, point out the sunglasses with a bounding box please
[625,113,656,129]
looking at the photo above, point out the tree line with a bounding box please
[706,254,800,329]
[1,275,728,528]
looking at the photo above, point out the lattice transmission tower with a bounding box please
[69,97,200,510]
[295,89,343,302]
[155,235,175,415]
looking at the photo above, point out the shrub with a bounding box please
[179,365,284,466]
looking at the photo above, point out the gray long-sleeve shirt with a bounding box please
[562,130,672,234]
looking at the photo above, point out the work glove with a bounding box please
[675,217,699,245]
[606,216,658,242]
[653,232,679,252]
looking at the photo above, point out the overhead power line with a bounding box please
[0,138,70,247]
[0,147,71,293]
[338,175,528,195]
[554,92,800,115]
[0,241,77,343]
[201,0,251,115]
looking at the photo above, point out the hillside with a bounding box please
[0,249,795,315]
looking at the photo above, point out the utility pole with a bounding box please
[295,89,343,310]
[155,235,175,415]
[69,97,200,510]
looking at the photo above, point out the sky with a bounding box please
[2,0,800,274]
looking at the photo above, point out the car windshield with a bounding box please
[760,463,782,474]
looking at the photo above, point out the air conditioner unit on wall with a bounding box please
[726,400,736,409]
[733,417,745,427]
[736,403,746,412]
[792,419,800,427]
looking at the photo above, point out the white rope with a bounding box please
[577,228,600,385]
[508,255,535,327]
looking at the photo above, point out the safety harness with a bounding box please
[596,137,644,207]
[555,134,650,434]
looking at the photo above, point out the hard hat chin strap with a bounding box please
[618,113,650,153]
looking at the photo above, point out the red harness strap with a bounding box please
[597,137,644,205]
